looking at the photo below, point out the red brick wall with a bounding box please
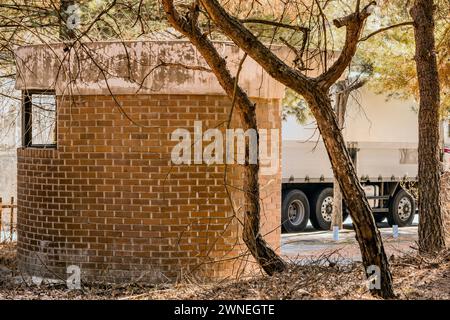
[17,94,282,283]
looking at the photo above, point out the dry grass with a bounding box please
[1,244,449,300]
[138,249,450,300]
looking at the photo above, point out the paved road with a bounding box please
[281,216,419,262]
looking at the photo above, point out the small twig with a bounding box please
[240,18,308,32]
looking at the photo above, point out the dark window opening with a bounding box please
[22,91,57,148]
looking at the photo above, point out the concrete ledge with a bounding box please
[14,40,289,99]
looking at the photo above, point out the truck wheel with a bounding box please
[311,188,334,230]
[282,189,310,233]
[387,189,416,227]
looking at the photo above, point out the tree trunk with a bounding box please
[237,88,287,275]
[162,0,286,275]
[411,0,446,254]
[331,81,350,230]
[332,182,343,229]
[244,119,287,275]
[440,172,450,247]
[168,0,394,297]
[307,87,394,298]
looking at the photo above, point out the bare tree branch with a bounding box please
[359,21,414,42]
[316,1,377,88]
[198,0,315,98]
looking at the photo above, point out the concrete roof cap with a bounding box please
[14,40,291,99]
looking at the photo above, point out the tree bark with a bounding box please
[331,80,365,229]
[306,88,394,298]
[440,172,450,247]
[332,182,344,229]
[411,0,446,254]
[198,0,395,298]
[161,0,394,298]
[162,0,286,275]
[331,81,350,229]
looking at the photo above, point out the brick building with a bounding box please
[14,41,287,283]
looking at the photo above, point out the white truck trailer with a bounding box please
[281,88,450,232]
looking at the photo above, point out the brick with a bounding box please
[17,93,282,284]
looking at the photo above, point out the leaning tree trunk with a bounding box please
[196,0,394,298]
[243,110,287,275]
[165,0,394,297]
[331,80,365,230]
[332,178,344,229]
[162,0,286,275]
[307,87,394,298]
[411,0,446,254]
[441,172,450,247]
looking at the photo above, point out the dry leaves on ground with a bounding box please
[0,243,448,300]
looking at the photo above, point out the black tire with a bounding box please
[374,214,386,223]
[311,188,334,230]
[387,189,416,227]
[282,189,310,233]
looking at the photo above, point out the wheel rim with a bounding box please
[397,197,412,221]
[288,200,305,226]
[321,196,333,222]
